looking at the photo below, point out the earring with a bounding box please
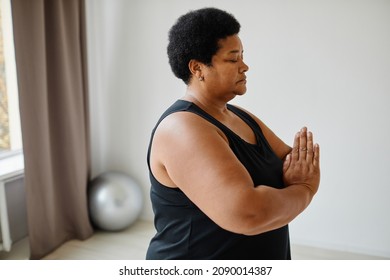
[199,76,204,81]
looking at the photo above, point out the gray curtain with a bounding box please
[11,0,93,259]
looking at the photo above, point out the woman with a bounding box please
[146,7,320,259]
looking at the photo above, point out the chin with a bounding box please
[234,89,247,96]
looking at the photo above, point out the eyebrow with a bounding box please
[228,50,243,54]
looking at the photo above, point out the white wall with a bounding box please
[86,0,390,258]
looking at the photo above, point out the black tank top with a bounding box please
[146,100,291,260]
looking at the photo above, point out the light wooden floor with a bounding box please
[0,219,387,260]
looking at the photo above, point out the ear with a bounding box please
[188,59,203,80]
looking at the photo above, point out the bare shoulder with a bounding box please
[154,111,228,144]
[150,110,230,187]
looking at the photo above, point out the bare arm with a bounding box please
[150,113,320,236]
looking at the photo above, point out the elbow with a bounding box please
[223,208,275,236]
[239,214,279,236]
[235,215,268,236]
[224,204,287,236]
[211,186,294,236]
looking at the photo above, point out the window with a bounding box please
[0,0,22,159]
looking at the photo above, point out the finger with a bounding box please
[291,132,300,161]
[313,143,320,168]
[283,153,291,172]
[299,127,308,160]
[306,131,314,162]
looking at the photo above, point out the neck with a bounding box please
[183,87,230,116]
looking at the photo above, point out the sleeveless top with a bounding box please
[146,100,291,260]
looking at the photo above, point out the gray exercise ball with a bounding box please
[88,171,144,231]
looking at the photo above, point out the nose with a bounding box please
[240,60,249,73]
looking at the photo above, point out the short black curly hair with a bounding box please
[167,7,241,84]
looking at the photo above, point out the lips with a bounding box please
[237,76,247,83]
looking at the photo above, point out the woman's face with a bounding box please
[203,34,249,100]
